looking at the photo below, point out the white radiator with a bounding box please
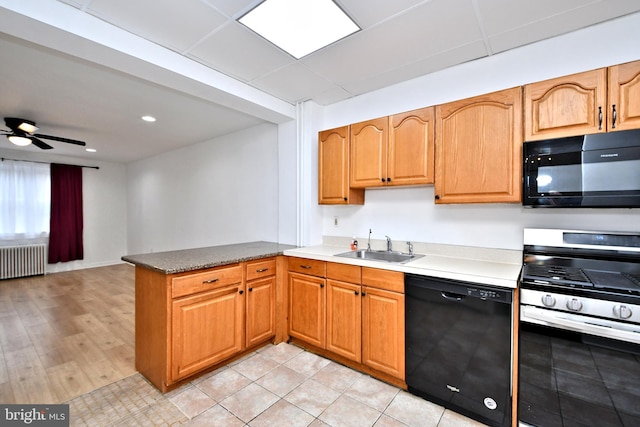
[0,244,46,279]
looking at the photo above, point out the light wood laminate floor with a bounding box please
[0,263,136,404]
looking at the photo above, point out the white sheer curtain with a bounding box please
[0,159,51,241]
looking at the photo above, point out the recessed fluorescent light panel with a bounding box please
[239,0,359,59]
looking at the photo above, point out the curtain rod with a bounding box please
[1,157,99,170]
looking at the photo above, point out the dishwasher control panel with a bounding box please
[467,287,510,303]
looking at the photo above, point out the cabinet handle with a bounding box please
[202,278,219,284]
[239,289,244,294]
[256,268,269,273]
[362,291,366,296]
[598,106,603,130]
[320,284,324,288]
[612,104,617,129]
[344,197,348,201]
[354,290,359,295]
[386,177,391,182]
[435,195,440,200]
[248,287,253,292]
[300,265,312,269]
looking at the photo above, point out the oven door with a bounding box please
[519,305,640,426]
[522,139,640,208]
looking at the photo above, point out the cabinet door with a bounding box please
[288,272,325,348]
[171,284,244,382]
[246,276,275,348]
[362,286,405,380]
[608,60,640,132]
[350,117,388,188]
[435,87,522,204]
[318,126,364,205]
[524,68,607,140]
[389,107,435,185]
[326,279,361,362]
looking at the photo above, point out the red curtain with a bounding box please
[48,163,83,263]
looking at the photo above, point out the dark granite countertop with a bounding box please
[121,241,298,274]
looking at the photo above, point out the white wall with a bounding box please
[126,123,283,255]
[0,147,127,272]
[306,12,640,250]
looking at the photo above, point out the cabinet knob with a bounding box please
[239,290,244,294]
[362,291,366,297]
[344,197,348,201]
[248,287,253,292]
[320,283,324,288]
[386,177,391,182]
[354,290,359,295]
[435,195,440,200]
[381,178,385,183]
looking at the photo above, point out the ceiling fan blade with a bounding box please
[29,137,54,150]
[33,133,86,146]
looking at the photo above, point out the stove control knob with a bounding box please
[566,298,583,312]
[541,294,556,307]
[613,304,632,320]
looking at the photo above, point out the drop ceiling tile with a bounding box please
[202,0,262,18]
[487,1,640,54]
[312,86,354,105]
[56,0,83,8]
[339,0,425,28]
[303,0,482,85]
[342,40,488,97]
[85,0,228,53]
[189,22,295,82]
[250,63,337,103]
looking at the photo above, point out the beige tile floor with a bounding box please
[67,342,488,426]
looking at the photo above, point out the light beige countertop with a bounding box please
[284,238,522,289]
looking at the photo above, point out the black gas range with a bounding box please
[519,228,640,427]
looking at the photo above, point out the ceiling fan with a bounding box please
[2,117,86,150]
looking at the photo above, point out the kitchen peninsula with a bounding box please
[122,241,296,392]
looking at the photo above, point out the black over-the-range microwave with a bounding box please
[522,128,640,208]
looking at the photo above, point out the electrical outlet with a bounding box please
[333,216,339,227]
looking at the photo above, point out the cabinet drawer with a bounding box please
[246,258,276,281]
[327,262,361,284]
[172,264,242,298]
[288,257,326,277]
[362,267,404,293]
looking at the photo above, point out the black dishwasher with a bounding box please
[405,274,513,427]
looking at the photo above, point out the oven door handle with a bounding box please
[521,305,640,344]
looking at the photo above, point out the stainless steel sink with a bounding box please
[335,249,424,264]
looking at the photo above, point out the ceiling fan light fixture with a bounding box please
[17,120,38,134]
[8,135,32,146]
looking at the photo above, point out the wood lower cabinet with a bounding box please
[135,257,280,392]
[172,282,244,381]
[435,87,523,204]
[318,126,364,205]
[246,258,276,348]
[288,259,405,384]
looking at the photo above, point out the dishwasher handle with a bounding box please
[441,291,466,302]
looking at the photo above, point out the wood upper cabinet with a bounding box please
[524,68,607,140]
[608,60,640,132]
[171,282,244,382]
[350,108,435,188]
[318,126,364,205]
[435,87,523,204]
[524,61,640,140]
[389,107,435,185]
[350,117,389,188]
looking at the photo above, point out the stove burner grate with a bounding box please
[523,264,590,284]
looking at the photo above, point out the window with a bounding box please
[0,160,50,241]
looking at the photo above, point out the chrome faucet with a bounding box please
[367,229,372,251]
[385,235,392,252]
[407,241,414,256]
